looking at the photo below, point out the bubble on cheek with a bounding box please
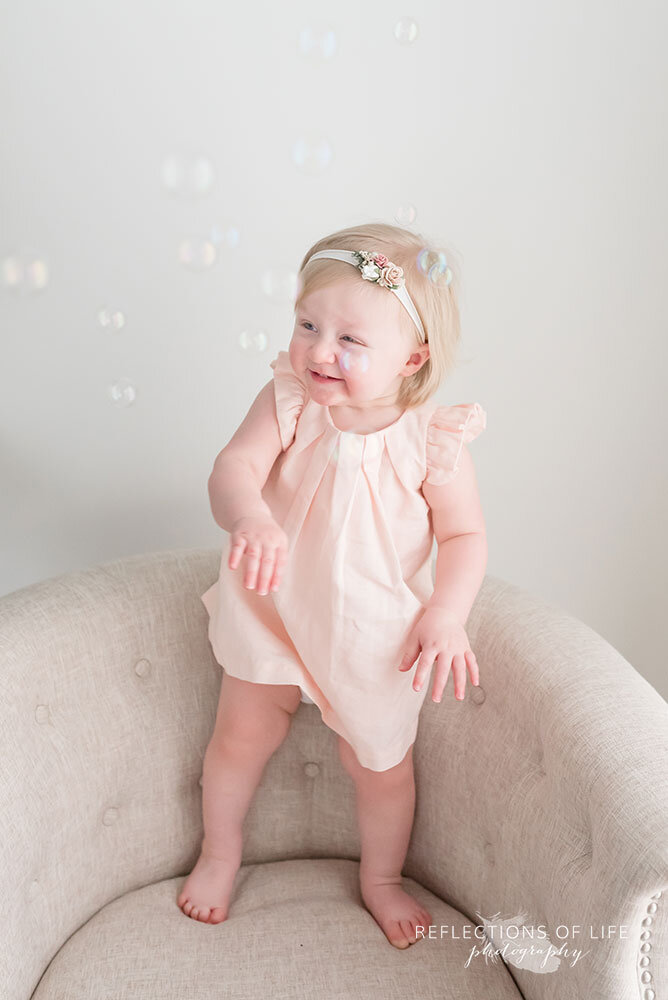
[340,348,370,377]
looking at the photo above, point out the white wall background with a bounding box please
[2,1,666,698]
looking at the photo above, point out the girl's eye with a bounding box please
[301,322,359,345]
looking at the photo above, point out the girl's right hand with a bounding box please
[228,514,289,596]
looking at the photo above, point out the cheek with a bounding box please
[339,347,372,381]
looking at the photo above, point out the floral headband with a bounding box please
[306,248,427,344]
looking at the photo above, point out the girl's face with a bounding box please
[289,279,428,410]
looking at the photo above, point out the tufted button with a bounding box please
[134,658,152,677]
[470,685,486,705]
[34,704,51,725]
[102,807,119,826]
[27,879,41,899]
[304,762,320,777]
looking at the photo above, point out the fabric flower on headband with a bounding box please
[352,250,406,291]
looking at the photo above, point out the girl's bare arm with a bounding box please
[207,380,284,532]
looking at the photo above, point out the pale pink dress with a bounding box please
[201,350,487,771]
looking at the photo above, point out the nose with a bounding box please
[308,345,338,366]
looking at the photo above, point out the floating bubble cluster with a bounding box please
[417,248,453,286]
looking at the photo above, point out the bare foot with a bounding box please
[361,878,433,949]
[177,844,241,924]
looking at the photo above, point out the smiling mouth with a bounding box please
[308,369,342,382]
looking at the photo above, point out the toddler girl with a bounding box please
[178,222,488,950]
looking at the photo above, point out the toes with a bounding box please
[182,900,193,916]
[400,919,417,944]
[388,921,410,949]
[197,906,211,922]
[210,907,227,924]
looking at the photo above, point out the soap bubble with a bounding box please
[297,24,338,59]
[394,17,419,44]
[107,378,136,407]
[340,348,370,376]
[2,252,49,293]
[395,204,417,225]
[261,268,298,304]
[291,132,334,175]
[238,329,269,353]
[161,152,215,197]
[98,308,126,330]
[178,237,217,271]
[209,223,241,249]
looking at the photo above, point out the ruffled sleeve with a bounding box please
[268,350,308,452]
[424,402,487,485]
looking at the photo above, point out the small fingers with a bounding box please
[255,548,282,595]
[451,653,467,700]
[398,635,421,672]
[466,650,480,685]
[242,543,263,589]
[430,653,451,702]
[268,547,288,593]
[228,536,247,569]
[412,646,439,692]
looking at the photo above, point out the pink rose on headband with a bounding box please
[380,264,405,288]
[372,253,389,267]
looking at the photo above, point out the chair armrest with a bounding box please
[406,574,668,1000]
[0,548,223,999]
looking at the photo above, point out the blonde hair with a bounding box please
[295,221,462,408]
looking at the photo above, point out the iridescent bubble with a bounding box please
[178,237,217,271]
[107,378,136,407]
[297,24,338,59]
[161,152,215,197]
[394,17,419,44]
[417,247,452,285]
[395,204,417,225]
[261,268,298,304]
[340,348,370,376]
[2,252,49,293]
[209,223,241,249]
[98,307,126,330]
[291,133,334,175]
[238,329,268,353]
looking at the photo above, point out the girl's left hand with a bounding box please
[398,607,480,702]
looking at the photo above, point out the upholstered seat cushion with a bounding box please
[32,859,521,1000]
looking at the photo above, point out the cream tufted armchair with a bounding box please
[1,548,666,1000]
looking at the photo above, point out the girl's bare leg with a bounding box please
[337,736,433,949]
[177,673,302,924]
